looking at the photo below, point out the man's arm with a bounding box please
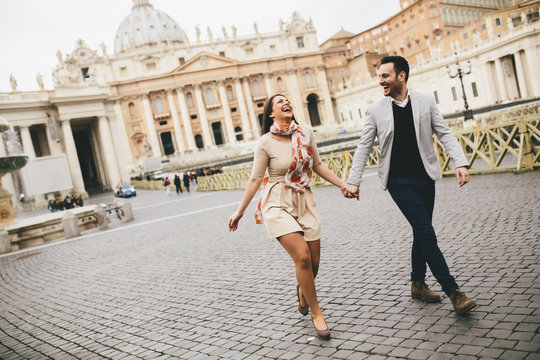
[430,100,468,168]
[429,98,470,186]
[345,109,377,199]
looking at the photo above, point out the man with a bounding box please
[343,56,477,315]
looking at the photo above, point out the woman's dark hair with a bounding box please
[261,93,296,135]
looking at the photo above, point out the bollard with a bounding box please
[62,211,80,239]
[114,198,134,222]
[0,228,11,254]
[94,205,108,230]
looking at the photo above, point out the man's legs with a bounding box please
[387,177,458,295]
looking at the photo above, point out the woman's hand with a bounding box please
[228,211,243,231]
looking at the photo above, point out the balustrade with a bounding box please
[197,115,539,191]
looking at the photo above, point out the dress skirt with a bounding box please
[260,181,321,241]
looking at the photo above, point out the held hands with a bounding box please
[455,166,470,187]
[340,183,360,200]
[228,211,243,231]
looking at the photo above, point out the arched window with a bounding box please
[128,102,137,119]
[226,85,234,101]
[186,93,194,108]
[205,88,215,104]
[304,72,314,88]
[252,80,261,96]
[154,96,165,113]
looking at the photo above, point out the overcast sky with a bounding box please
[0,0,401,92]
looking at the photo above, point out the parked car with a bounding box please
[151,171,164,180]
[114,183,136,198]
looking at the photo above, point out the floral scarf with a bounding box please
[255,121,313,224]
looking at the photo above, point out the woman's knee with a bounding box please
[295,251,312,270]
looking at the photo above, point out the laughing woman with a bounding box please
[228,94,347,340]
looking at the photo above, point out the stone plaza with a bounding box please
[0,170,539,359]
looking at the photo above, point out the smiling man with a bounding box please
[342,56,477,315]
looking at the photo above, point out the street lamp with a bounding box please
[446,53,474,121]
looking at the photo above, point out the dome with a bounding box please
[114,0,184,54]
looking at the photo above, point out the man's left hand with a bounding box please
[455,166,470,187]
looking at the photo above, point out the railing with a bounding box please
[193,117,540,191]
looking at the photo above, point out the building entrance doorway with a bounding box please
[212,122,224,145]
[72,121,102,194]
[160,131,175,155]
[307,94,321,126]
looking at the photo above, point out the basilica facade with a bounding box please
[0,0,335,200]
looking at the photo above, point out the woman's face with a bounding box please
[270,95,293,123]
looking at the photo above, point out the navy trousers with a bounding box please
[387,176,459,295]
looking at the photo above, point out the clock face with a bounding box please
[78,50,86,57]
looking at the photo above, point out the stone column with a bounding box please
[176,87,196,150]
[60,119,86,194]
[166,89,186,153]
[45,118,63,155]
[194,84,213,148]
[524,47,540,96]
[481,62,497,105]
[494,58,509,101]
[264,73,273,96]
[514,51,528,99]
[112,101,133,182]
[141,93,162,157]
[0,135,16,200]
[317,65,337,124]
[19,126,36,158]
[98,116,121,189]
[285,70,308,125]
[218,81,236,144]
[234,78,253,140]
[241,77,259,136]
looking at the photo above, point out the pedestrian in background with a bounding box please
[183,172,190,192]
[343,56,477,315]
[228,94,347,339]
[163,177,171,196]
[174,174,183,194]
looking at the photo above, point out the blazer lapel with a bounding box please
[411,90,421,140]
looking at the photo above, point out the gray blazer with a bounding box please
[347,89,469,190]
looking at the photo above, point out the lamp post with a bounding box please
[446,53,474,121]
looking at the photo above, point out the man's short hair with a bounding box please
[381,56,410,82]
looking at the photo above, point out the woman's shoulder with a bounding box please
[258,132,274,145]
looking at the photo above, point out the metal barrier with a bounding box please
[193,116,540,191]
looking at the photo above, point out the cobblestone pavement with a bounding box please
[1,171,539,360]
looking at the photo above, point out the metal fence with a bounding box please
[197,115,539,191]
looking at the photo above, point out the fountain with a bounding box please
[0,117,28,253]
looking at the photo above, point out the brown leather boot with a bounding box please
[411,281,442,303]
[449,289,477,315]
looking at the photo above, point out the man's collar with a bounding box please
[391,90,410,108]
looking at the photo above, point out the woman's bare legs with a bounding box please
[278,233,327,331]
[298,240,320,308]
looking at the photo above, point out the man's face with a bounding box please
[378,62,404,98]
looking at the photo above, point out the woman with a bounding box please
[228,94,347,339]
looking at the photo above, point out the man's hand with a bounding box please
[455,166,470,187]
[341,184,360,200]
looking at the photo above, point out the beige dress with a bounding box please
[250,128,321,241]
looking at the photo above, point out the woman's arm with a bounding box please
[228,177,263,231]
[313,161,346,189]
